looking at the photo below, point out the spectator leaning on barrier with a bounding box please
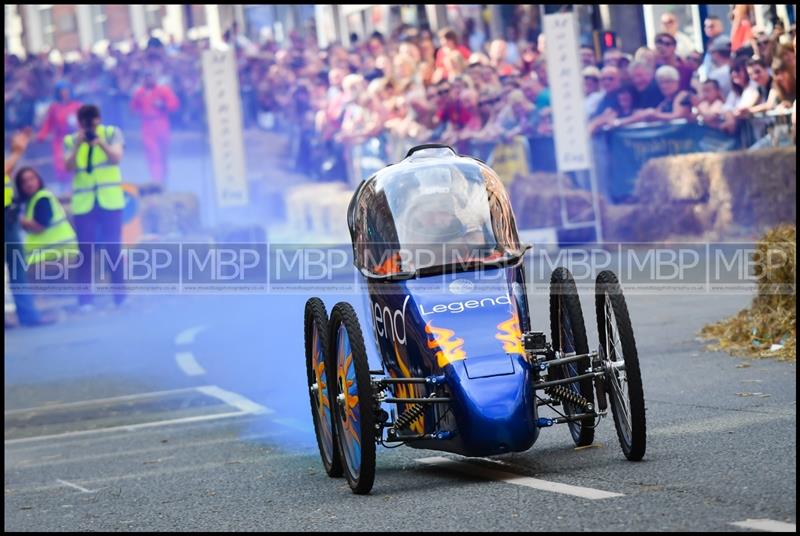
[744,57,773,114]
[582,66,603,116]
[591,66,623,119]
[15,166,79,267]
[696,79,726,128]
[628,60,664,110]
[639,65,693,122]
[766,58,796,111]
[64,104,126,310]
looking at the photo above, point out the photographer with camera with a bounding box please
[64,104,126,311]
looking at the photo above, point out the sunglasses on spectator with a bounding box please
[656,39,675,46]
[601,75,617,81]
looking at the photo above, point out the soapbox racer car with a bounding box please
[304,145,646,494]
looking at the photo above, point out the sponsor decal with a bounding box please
[419,294,511,316]
[373,295,409,345]
[449,278,475,294]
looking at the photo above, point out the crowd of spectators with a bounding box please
[4,10,797,184]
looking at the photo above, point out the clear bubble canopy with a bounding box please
[347,145,528,278]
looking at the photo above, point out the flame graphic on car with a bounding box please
[425,322,467,368]
[496,314,524,355]
[391,339,424,434]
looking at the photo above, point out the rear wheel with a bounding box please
[329,302,376,494]
[304,298,342,477]
[549,267,594,447]
[595,270,646,461]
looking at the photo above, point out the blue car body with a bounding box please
[366,264,540,456]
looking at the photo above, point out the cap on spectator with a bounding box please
[582,66,601,79]
[709,36,732,53]
[654,64,680,81]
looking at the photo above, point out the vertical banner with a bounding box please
[544,12,591,172]
[202,48,249,207]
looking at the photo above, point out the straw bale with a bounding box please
[700,224,796,361]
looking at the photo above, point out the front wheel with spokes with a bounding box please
[595,270,646,461]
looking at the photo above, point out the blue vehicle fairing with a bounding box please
[367,264,539,456]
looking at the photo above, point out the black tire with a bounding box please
[329,302,376,494]
[304,298,343,477]
[549,267,595,447]
[595,270,646,461]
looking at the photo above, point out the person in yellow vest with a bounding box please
[15,167,79,266]
[64,104,126,310]
[5,130,56,327]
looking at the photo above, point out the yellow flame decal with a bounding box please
[496,313,524,355]
[391,338,424,434]
[425,322,467,368]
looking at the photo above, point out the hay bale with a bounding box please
[700,224,796,361]
[636,152,716,203]
[634,148,796,238]
[510,173,600,230]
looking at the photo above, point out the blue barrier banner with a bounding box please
[600,122,739,202]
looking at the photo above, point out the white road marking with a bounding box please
[175,351,206,376]
[174,325,207,345]
[4,413,269,452]
[55,479,98,493]
[4,411,249,446]
[730,519,797,532]
[416,456,624,500]
[10,454,305,495]
[196,386,271,415]
[4,387,202,416]
[9,431,289,469]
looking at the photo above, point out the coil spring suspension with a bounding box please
[394,403,426,430]
[545,384,592,411]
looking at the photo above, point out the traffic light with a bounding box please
[601,31,617,51]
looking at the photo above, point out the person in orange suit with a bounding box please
[36,80,82,188]
[131,72,179,184]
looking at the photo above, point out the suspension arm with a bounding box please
[534,370,604,390]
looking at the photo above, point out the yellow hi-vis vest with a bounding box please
[24,189,79,266]
[64,125,125,215]
[5,174,12,208]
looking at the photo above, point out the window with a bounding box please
[39,5,55,49]
[90,5,106,41]
[145,6,164,31]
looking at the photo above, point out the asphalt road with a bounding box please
[4,274,797,531]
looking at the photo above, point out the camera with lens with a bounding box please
[85,129,97,142]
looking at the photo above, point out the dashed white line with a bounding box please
[175,351,206,376]
[4,411,250,445]
[197,385,272,415]
[55,479,98,493]
[416,456,624,500]
[174,325,207,346]
[730,519,796,532]
[5,387,201,416]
